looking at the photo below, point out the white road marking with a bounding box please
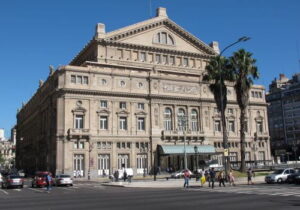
[0,189,9,195]
[13,189,21,192]
[27,188,45,193]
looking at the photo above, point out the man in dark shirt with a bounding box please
[209,168,216,189]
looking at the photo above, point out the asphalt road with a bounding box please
[0,182,299,210]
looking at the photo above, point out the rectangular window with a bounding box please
[214,120,221,132]
[229,152,238,162]
[117,142,121,149]
[148,53,153,63]
[75,115,84,129]
[97,142,101,149]
[164,119,172,131]
[229,121,235,132]
[227,108,233,114]
[83,76,88,85]
[71,75,76,84]
[155,54,161,64]
[170,56,175,65]
[127,142,131,149]
[162,55,168,64]
[74,142,84,149]
[98,154,110,176]
[120,102,126,109]
[257,121,263,133]
[100,100,108,108]
[77,76,83,84]
[138,103,144,110]
[122,142,126,148]
[136,142,140,148]
[140,52,146,62]
[120,117,127,130]
[100,116,108,130]
[138,117,145,131]
[183,58,189,67]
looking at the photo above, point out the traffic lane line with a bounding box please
[27,188,46,193]
[0,189,9,195]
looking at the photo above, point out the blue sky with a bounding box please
[0,0,299,138]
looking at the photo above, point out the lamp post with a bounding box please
[292,141,298,166]
[88,141,94,180]
[218,36,250,175]
[194,145,199,172]
[178,114,188,170]
[140,147,148,177]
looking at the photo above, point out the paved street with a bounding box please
[0,181,299,210]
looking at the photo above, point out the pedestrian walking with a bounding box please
[183,169,190,188]
[229,170,236,186]
[46,173,52,192]
[205,169,211,187]
[209,168,216,189]
[218,170,226,187]
[114,170,119,182]
[123,170,127,182]
[247,168,255,185]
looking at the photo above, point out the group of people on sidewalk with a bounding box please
[183,168,255,188]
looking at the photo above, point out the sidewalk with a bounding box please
[101,176,265,188]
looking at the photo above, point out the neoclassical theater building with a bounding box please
[16,8,271,178]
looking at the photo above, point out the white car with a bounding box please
[171,169,193,178]
[0,173,2,183]
[265,168,296,184]
[55,174,73,186]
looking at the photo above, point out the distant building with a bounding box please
[16,8,271,178]
[266,73,300,162]
[0,128,5,141]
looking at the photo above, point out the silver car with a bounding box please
[1,175,24,189]
[55,174,73,186]
[265,168,296,184]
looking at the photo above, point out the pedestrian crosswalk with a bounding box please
[187,184,300,197]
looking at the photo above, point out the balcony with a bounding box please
[67,128,90,139]
[161,130,205,141]
[255,132,269,140]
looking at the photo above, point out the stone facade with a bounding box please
[16,8,271,178]
[0,140,15,169]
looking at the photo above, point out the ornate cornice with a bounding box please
[59,88,268,107]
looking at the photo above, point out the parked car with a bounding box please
[265,168,296,184]
[170,169,193,178]
[55,174,73,186]
[294,173,300,184]
[32,171,54,188]
[0,173,3,184]
[1,175,24,189]
[286,171,300,184]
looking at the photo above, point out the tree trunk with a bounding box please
[221,108,230,175]
[239,108,246,172]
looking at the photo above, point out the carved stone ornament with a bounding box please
[162,83,199,95]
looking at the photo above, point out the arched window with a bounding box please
[177,108,186,131]
[164,108,173,131]
[153,32,175,46]
[191,109,198,131]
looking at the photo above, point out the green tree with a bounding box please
[229,49,259,172]
[203,56,234,173]
[0,153,5,167]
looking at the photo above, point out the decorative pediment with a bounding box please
[135,111,147,116]
[97,109,111,115]
[72,107,87,113]
[116,110,130,115]
[104,18,216,55]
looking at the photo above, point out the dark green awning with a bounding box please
[159,145,216,155]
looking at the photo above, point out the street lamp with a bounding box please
[292,141,298,165]
[88,141,94,180]
[218,36,250,175]
[194,145,199,172]
[178,113,188,170]
[140,147,148,177]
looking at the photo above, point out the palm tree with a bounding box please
[203,56,234,173]
[229,49,259,172]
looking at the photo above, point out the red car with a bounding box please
[31,171,54,188]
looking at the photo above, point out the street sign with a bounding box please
[224,149,229,157]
